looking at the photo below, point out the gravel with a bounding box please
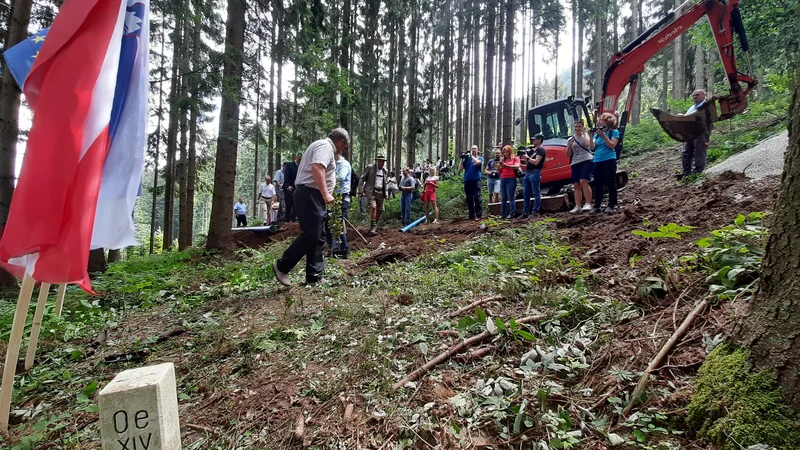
[707,130,788,180]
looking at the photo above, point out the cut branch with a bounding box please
[392,315,545,391]
[446,295,505,318]
[622,297,710,416]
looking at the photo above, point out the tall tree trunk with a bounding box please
[529,0,537,108]
[441,0,452,161]
[501,0,514,145]
[733,69,800,408]
[107,249,121,263]
[150,26,167,254]
[339,0,352,130]
[495,6,504,146]
[472,2,481,151]
[206,0,246,252]
[267,17,277,176]
[482,0,497,159]
[694,43,705,91]
[407,7,419,167]
[520,7,530,143]
[554,33,560,99]
[570,0,576,98]
[163,17,183,251]
[177,19,191,250]
[706,49,715,97]
[593,16,603,105]
[185,16,200,247]
[455,8,465,154]
[672,0,684,100]
[576,0,584,101]
[395,20,406,169]
[660,51,669,109]
[630,0,642,124]
[0,0,32,228]
[387,20,396,169]
[252,38,263,221]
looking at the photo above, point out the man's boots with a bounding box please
[369,220,377,236]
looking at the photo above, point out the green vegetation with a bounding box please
[688,345,800,449]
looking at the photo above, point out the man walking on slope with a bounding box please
[677,89,710,179]
[360,155,389,235]
[273,128,349,286]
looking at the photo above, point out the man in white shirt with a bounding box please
[233,198,247,227]
[259,176,277,224]
[678,89,710,179]
[273,128,349,286]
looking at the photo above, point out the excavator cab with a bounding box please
[527,97,592,141]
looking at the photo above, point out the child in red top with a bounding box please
[422,167,439,224]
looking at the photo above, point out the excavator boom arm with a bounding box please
[599,0,757,142]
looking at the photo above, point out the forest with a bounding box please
[0,0,797,447]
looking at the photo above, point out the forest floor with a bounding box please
[0,120,787,449]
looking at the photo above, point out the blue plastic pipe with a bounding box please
[401,213,431,233]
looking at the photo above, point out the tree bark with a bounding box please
[163,17,183,251]
[206,0,245,252]
[395,20,406,168]
[252,38,263,222]
[407,8,419,167]
[177,18,191,250]
[0,0,33,286]
[472,1,481,152]
[733,69,800,408]
[107,249,121,263]
[185,16,200,248]
[576,0,584,100]
[694,43,705,91]
[501,0,513,145]
[386,19,396,169]
[150,26,167,254]
[455,8,465,154]
[267,16,277,176]
[482,0,497,159]
[0,0,32,228]
[88,249,107,274]
[441,0,452,161]
[593,16,603,105]
[672,0,684,100]
[495,6,503,146]
[630,0,642,124]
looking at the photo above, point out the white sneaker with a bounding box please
[581,204,593,211]
[569,206,581,214]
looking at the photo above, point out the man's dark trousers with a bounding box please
[464,179,483,219]
[276,185,326,283]
[284,188,296,222]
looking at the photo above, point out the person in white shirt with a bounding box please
[273,128,349,286]
[273,167,285,220]
[259,176,277,224]
[677,89,710,179]
[233,198,248,227]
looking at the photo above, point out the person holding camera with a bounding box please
[589,113,619,214]
[566,121,594,213]
[522,134,546,218]
[399,167,417,226]
[485,149,501,204]
[498,144,520,219]
[459,144,483,221]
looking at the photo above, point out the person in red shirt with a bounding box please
[422,167,440,224]
[498,145,520,219]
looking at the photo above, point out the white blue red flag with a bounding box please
[0,0,150,293]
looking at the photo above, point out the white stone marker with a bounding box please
[98,363,181,450]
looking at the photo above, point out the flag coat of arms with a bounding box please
[0,0,150,293]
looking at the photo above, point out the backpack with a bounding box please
[350,172,360,194]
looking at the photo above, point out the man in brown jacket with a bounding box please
[360,155,389,235]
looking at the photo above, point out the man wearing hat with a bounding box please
[360,154,389,235]
[272,127,349,286]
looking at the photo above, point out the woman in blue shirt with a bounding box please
[589,113,619,214]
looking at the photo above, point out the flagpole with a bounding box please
[0,273,36,431]
[25,282,51,370]
[54,284,66,317]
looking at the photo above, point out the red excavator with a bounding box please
[528,0,758,196]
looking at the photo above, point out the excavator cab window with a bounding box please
[528,99,586,140]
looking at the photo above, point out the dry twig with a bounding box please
[622,297,710,416]
[446,295,505,319]
[392,315,545,391]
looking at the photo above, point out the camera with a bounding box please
[460,151,470,159]
[590,125,608,133]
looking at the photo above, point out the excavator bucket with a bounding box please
[650,101,718,143]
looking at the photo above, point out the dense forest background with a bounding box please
[0,0,796,255]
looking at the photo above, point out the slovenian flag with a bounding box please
[0,0,149,293]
